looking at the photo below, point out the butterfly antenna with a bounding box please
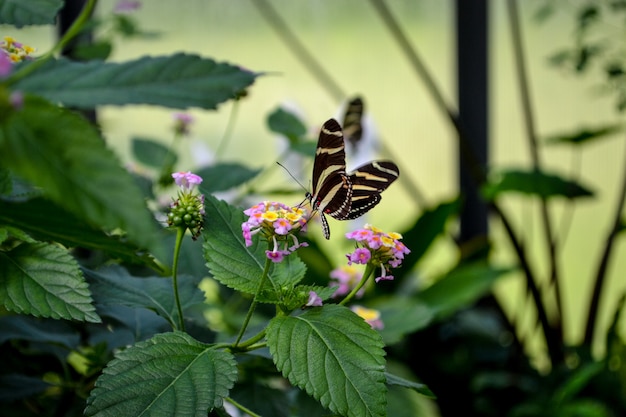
[276,161,308,193]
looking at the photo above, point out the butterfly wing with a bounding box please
[342,96,364,147]
[346,161,400,219]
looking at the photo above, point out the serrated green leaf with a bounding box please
[197,163,261,194]
[12,54,259,110]
[416,263,513,320]
[0,0,63,27]
[84,332,237,417]
[202,195,304,296]
[385,372,435,398]
[0,242,100,322]
[132,137,177,169]
[83,265,205,325]
[267,305,387,417]
[544,124,622,146]
[482,169,594,200]
[267,107,307,144]
[0,97,163,258]
[0,198,161,269]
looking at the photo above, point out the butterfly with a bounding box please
[305,118,400,239]
[342,96,364,147]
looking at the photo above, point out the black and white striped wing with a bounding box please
[342,96,364,147]
[346,161,400,219]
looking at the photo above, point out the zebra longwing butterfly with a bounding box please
[342,96,364,147]
[305,118,399,239]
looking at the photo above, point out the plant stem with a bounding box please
[584,137,626,344]
[224,397,261,417]
[172,227,186,332]
[7,0,98,86]
[506,0,563,334]
[339,263,375,306]
[234,251,272,346]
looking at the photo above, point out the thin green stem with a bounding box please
[225,396,262,417]
[171,227,186,332]
[507,0,563,334]
[214,99,240,158]
[234,250,272,346]
[232,329,267,350]
[7,0,98,86]
[339,263,375,306]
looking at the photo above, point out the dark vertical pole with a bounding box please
[57,0,97,124]
[456,0,489,254]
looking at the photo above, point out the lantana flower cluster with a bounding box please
[345,224,410,282]
[242,201,308,262]
[167,171,205,239]
[329,265,364,299]
[1,36,35,63]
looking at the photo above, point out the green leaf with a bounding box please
[0,242,100,322]
[482,169,594,200]
[385,372,435,398]
[197,163,261,193]
[83,265,205,325]
[416,263,513,320]
[397,199,460,279]
[0,168,11,195]
[0,0,63,27]
[12,54,259,110]
[0,97,163,258]
[84,332,237,417]
[267,305,387,417]
[373,298,434,345]
[0,374,51,402]
[202,195,305,296]
[0,315,80,348]
[267,107,307,144]
[132,137,177,169]
[544,124,622,146]
[0,198,161,269]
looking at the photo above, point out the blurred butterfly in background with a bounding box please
[341,96,365,148]
[305,118,399,239]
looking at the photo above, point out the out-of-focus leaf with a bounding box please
[0,315,80,347]
[84,332,237,417]
[11,54,259,110]
[131,137,177,169]
[416,263,513,320]
[267,107,307,144]
[0,97,163,258]
[385,372,435,398]
[0,0,62,27]
[0,374,51,402]
[373,298,434,345]
[482,169,594,200]
[544,124,622,146]
[197,163,261,193]
[395,199,460,280]
[0,242,100,322]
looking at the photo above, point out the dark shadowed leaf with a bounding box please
[385,372,435,398]
[267,107,307,144]
[11,54,259,110]
[482,169,594,200]
[132,137,177,169]
[544,124,622,146]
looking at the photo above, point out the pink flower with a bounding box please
[172,171,203,189]
[266,250,285,263]
[0,52,12,77]
[172,112,194,135]
[351,305,384,330]
[114,0,141,14]
[273,217,292,235]
[305,291,323,307]
[347,248,371,265]
[329,265,364,298]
